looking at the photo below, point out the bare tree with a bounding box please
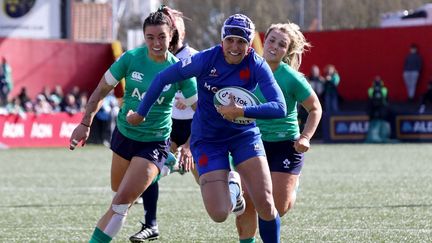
[148,0,432,50]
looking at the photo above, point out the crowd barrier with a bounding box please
[0,113,83,148]
[1,111,431,148]
[322,112,432,142]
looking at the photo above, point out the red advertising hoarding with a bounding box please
[0,113,83,148]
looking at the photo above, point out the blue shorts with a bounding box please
[191,131,266,176]
[170,118,192,146]
[110,127,170,171]
[263,140,304,175]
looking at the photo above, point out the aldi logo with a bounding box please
[329,115,369,141]
[396,115,432,140]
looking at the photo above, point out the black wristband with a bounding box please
[80,122,90,128]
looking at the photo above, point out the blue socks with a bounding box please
[258,214,280,243]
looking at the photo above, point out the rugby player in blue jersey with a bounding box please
[127,14,287,243]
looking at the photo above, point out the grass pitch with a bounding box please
[0,144,431,242]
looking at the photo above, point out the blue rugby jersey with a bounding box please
[138,45,286,142]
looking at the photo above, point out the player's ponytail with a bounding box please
[157,5,183,52]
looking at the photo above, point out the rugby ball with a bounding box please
[213,86,260,125]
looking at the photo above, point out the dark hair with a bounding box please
[142,5,180,52]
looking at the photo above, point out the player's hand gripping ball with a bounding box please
[213,86,260,125]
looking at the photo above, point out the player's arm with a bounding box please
[69,76,115,149]
[178,76,198,109]
[81,77,115,126]
[127,63,188,125]
[128,52,203,125]
[244,62,286,119]
[294,91,322,153]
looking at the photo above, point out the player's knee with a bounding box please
[113,191,136,204]
[103,204,129,237]
[208,209,229,223]
[255,197,276,220]
[276,197,296,217]
[112,203,129,216]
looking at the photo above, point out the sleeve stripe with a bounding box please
[183,94,198,106]
[104,70,119,86]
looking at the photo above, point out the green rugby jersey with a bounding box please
[254,62,312,142]
[107,46,197,142]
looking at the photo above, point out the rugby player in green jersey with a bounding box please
[69,9,197,243]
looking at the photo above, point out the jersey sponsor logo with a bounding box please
[162,84,172,92]
[181,57,192,67]
[282,159,291,169]
[204,82,219,93]
[131,71,144,82]
[209,67,218,77]
[131,88,165,104]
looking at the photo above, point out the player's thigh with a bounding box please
[271,172,299,212]
[114,157,159,204]
[199,169,231,212]
[236,156,274,211]
[111,152,129,192]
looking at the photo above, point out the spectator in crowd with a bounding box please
[17,87,32,112]
[51,85,64,102]
[49,85,64,111]
[39,86,52,101]
[6,97,26,118]
[70,85,81,100]
[0,57,13,106]
[403,44,422,101]
[62,93,80,115]
[367,76,388,120]
[418,78,432,114]
[323,64,340,112]
[77,92,88,112]
[33,94,53,115]
[308,64,324,102]
[365,76,390,143]
[303,64,324,136]
[48,94,62,112]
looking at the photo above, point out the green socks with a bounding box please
[240,237,256,243]
[89,227,112,243]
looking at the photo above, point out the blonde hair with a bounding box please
[264,23,310,71]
